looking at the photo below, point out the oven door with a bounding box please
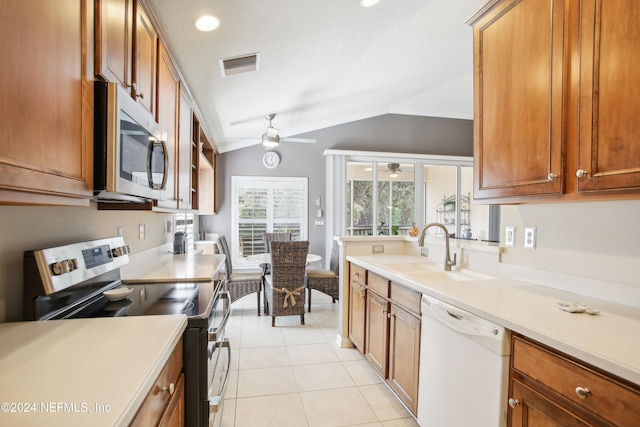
[206,289,231,426]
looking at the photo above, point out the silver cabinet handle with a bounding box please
[547,172,558,181]
[162,382,175,395]
[508,398,519,408]
[576,169,588,178]
[575,386,591,399]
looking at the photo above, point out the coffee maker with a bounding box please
[173,231,186,254]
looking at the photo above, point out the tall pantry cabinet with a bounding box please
[468,0,640,203]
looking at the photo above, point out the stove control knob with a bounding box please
[111,246,125,257]
[51,262,63,275]
[69,258,79,270]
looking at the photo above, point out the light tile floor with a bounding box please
[221,291,419,427]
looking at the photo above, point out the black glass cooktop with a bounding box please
[37,280,217,322]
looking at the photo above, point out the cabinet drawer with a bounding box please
[131,338,184,426]
[350,263,367,286]
[368,272,390,297]
[390,282,420,315]
[512,336,640,426]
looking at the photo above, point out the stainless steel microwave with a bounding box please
[94,81,168,202]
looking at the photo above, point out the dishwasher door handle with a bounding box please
[446,310,463,321]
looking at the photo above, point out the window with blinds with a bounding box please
[231,177,308,267]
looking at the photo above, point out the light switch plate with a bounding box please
[505,226,516,247]
[524,226,537,249]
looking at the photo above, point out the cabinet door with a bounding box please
[198,153,215,215]
[178,88,193,210]
[388,304,421,415]
[0,0,92,206]
[348,281,367,352]
[155,41,179,210]
[133,1,156,114]
[365,291,389,377]
[577,0,640,193]
[509,380,591,427]
[472,0,566,200]
[95,0,133,91]
[158,373,185,427]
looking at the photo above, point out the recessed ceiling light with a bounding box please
[360,0,381,7]
[195,15,220,32]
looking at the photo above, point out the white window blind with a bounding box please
[231,176,308,267]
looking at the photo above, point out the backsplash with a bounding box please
[499,199,640,287]
[0,205,174,322]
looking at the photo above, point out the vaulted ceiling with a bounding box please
[148,0,486,152]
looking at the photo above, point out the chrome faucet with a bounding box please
[417,223,457,271]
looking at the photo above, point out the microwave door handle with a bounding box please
[147,140,168,190]
[209,338,231,414]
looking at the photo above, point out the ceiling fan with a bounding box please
[260,114,316,148]
[386,163,402,177]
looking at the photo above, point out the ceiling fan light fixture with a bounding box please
[194,15,220,32]
[262,134,280,148]
[389,172,399,178]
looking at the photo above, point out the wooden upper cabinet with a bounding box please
[155,41,180,210]
[469,0,640,203]
[133,2,157,115]
[95,0,133,93]
[576,0,640,193]
[178,88,194,211]
[470,0,566,201]
[0,0,92,206]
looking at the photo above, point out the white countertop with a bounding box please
[0,315,187,427]
[121,250,225,283]
[347,254,640,387]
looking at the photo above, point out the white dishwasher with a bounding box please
[417,294,510,427]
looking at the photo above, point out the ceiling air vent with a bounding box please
[219,53,260,77]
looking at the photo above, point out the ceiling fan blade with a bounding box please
[281,137,316,144]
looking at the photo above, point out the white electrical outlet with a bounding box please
[139,224,145,240]
[505,226,516,247]
[524,226,537,249]
[372,245,384,254]
[117,226,123,237]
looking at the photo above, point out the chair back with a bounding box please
[264,232,292,253]
[217,235,232,276]
[328,240,340,275]
[270,241,309,287]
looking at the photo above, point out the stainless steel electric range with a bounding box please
[23,237,230,427]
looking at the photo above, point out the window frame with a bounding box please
[231,176,309,268]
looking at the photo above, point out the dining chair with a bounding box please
[259,232,292,273]
[217,235,263,315]
[263,240,309,327]
[306,240,340,312]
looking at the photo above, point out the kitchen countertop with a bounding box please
[120,250,225,283]
[0,315,187,427]
[347,254,640,387]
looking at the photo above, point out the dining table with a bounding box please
[246,252,322,268]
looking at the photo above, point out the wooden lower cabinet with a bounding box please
[348,263,421,416]
[388,303,421,415]
[508,335,640,427]
[158,373,185,427]
[365,290,389,377]
[131,338,184,426]
[348,263,367,353]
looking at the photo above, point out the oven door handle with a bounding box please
[208,291,231,342]
[209,338,231,413]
